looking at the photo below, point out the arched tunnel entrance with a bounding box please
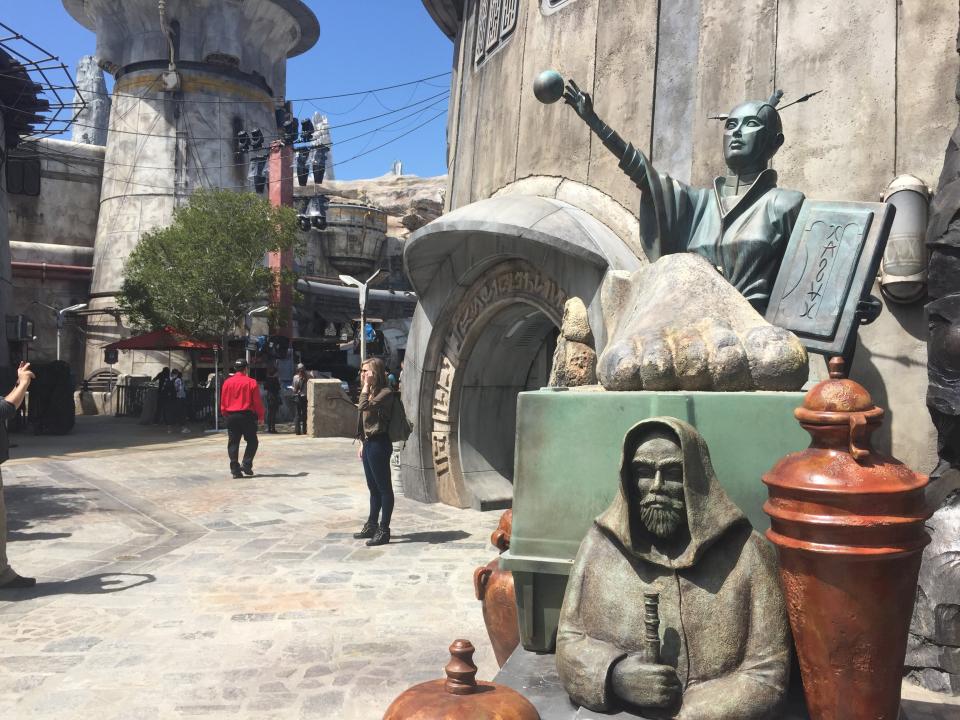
[401,192,643,509]
[454,302,559,506]
[424,259,567,509]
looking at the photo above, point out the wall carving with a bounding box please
[474,0,519,68]
[428,262,566,504]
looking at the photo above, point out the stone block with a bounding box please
[306,379,356,439]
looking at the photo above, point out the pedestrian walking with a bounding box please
[153,366,170,424]
[171,369,190,434]
[292,363,309,435]
[0,362,36,590]
[263,366,281,433]
[354,357,395,547]
[219,359,264,478]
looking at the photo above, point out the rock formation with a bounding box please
[549,297,597,387]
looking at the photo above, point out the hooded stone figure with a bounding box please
[556,418,790,719]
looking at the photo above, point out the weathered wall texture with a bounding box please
[6,138,103,379]
[448,0,957,210]
[438,0,954,473]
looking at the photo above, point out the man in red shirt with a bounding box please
[219,359,265,478]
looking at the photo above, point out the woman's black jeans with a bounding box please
[362,433,394,528]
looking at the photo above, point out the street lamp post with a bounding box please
[245,305,271,365]
[31,302,87,360]
[338,269,385,364]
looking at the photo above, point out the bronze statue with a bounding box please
[550,74,805,315]
[556,418,790,718]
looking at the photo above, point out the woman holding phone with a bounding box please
[354,357,394,546]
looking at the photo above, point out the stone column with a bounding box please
[60,0,319,378]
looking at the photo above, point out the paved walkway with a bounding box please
[1,418,957,718]
[0,420,500,719]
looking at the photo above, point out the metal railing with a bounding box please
[114,383,147,418]
[114,384,216,424]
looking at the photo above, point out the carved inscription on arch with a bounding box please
[429,264,566,496]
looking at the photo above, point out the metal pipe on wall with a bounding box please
[881,174,931,304]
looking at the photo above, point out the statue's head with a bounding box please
[722,96,784,175]
[628,427,687,539]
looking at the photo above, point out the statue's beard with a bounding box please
[639,498,685,539]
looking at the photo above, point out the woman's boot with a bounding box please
[353,521,378,540]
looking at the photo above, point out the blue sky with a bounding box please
[3,1,454,180]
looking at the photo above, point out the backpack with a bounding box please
[387,392,413,443]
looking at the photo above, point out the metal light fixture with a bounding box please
[296,148,310,186]
[249,156,267,193]
[296,198,311,231]
[312,145,329,185]
[250,128,264,150]
[300,118,315,143]
[338,269,385,363]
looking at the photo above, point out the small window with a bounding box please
[542,0,578,13]
[6,158,41,196]
[474,0,520,68]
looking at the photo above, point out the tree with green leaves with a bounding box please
[117,190,300,372]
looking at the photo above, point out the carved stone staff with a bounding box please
[642,591,661,664]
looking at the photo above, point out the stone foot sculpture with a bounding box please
[549,297,597,387]
[598,254,808,391]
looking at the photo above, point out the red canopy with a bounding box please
[104,326,219,351]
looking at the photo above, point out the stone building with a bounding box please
[60,0,322,378]
[5,2,439,387]
[403,0,952,508]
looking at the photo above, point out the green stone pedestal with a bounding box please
[501,387,808,652]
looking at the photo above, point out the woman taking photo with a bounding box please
[354,357,394,546]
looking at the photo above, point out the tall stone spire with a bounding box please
[70,56,110,146]
[314,112,335,182]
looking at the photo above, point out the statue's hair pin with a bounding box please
[707,89,822,121]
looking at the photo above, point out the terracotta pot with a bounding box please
[763,358,930,720]
[383,639,539,720]
[474,510,520,667]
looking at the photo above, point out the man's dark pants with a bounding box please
[295,396,307,435]
[226,411,258,473]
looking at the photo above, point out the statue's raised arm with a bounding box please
[535,69,806,316]
[554,76,651,193]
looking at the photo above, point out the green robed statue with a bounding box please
[546,74,805,315]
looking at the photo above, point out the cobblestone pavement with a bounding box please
[0,427,501,719]
[2,421,958,719]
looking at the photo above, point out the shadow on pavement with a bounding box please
[392,530,471,544]
[252,472,309,478]
[8,531,72,542]
[8,415,218,461]
[0,573,156,600]
[5,484,87,539]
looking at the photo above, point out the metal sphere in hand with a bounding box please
[533,70,565,104]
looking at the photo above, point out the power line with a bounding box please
[18,95,449,174]
[6,88,451,143]
[2,70,452,105]
[21,109,448,193]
